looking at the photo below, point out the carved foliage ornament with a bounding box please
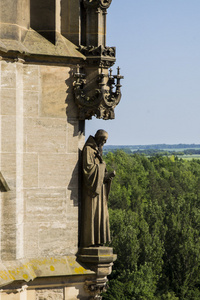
[79,45,115,58]
[73,65,123,120]
[83,0,112,9]
[79,45,116,67]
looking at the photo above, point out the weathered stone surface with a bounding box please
[38,153,78,187]
[36,288,64,300]
[0,31,85,60]
[1,191,16,225]
[23,65,39,91]
[23,91,39,117]
[1,224,16,260]
[25,189,67,222]
[23,153,38,188]
[38,222,78,256]
[0,256,94,286]
[0,0,30,36]
[0,293,21,300]
[0,61,83,261]
[1,89,16,116]
[1,62,16,89]
[23,30,85,58]
[0,0,18,24]
[24,222,39,258]
[40,65,69,118]
[24,117,67,154]
[1,116,16,153]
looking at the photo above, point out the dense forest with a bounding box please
[102,151,200,300]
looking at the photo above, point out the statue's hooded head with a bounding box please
[94,130,108,154]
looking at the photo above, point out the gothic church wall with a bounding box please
[0,60,84,260]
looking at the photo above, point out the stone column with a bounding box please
[82,0,112,47]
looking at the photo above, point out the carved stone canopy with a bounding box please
[83,0,112,10]
[77,0,123,120]
[73,65,123,120]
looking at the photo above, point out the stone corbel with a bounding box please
[73,65,123,120]
[78,247,117,300]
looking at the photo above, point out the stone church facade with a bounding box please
[0,0,122,299]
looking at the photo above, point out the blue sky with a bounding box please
[86,0,200,145]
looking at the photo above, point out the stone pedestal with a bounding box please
[78,247,117,299]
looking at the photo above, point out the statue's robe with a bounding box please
[81,135,111,247]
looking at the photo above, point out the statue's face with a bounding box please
[96,135,108,147]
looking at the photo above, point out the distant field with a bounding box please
[178,155,200,160]
[162,148,200,152]
[131,147,200,153]
[104,144,200,158]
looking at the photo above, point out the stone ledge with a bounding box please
[0,255,95,288]
[0,28,85,64]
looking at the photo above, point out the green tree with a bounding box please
[103,151,200,299]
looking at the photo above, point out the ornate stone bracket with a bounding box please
[73,65,123,120]
[78,247,117,300]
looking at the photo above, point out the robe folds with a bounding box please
[81,135,111,247]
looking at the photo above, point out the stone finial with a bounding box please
[83,0,112,9]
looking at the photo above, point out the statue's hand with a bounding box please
[104,170,116,182]
[109,170,116,178]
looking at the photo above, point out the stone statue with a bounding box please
[81,130,115,247]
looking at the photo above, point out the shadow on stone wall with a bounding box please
[30,0,56,44]
[65,69,79,123]
[68,148,83,248]
[65,67,85,249]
